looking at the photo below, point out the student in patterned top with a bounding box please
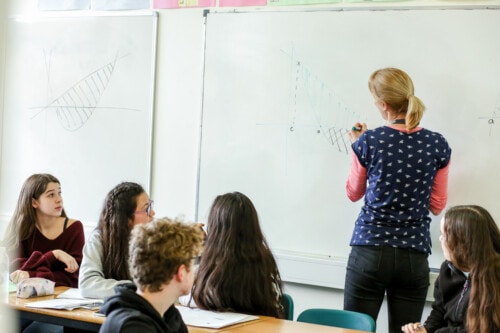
[344,67,452,333]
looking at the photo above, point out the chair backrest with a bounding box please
[297,308,376,332]
[280,293,294,320]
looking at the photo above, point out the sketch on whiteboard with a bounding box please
[478,92,500,136]
[282,43,359,154]
[30,51,138,132]
[1,14,156,227]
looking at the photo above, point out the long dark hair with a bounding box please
[97,182,144,281]
[444,205,500,333]
[191,192,284,318]
[2,173,67,251]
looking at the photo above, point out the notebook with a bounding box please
[176,306,258,329]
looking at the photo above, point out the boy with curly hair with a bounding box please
[99,217,204,333]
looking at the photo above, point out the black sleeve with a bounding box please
[424,275,447,333]
[164,305,188,333]
[99,309,155,333]
[119,321,156,333]
[424,263,467,333]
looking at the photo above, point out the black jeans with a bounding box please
[343,245,429,333]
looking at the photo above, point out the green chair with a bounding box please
[297,308,376,332]
[280,293,294,320]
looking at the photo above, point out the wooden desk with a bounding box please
[220,318,369,333]
[187,316,273,333]
[9,287,104,332]
[9,288,368,333]
[8,287,272,333]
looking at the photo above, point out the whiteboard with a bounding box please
[197,8,500,271]
[0,13,157,225]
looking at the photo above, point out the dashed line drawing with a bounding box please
[281,43,361,154]
[31,51,137,132]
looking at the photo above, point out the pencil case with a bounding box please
[17,277,55,298]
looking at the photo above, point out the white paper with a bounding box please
[56,288,103,302]
[176,306,258,329]
[91,0,150,10]
[26,298,103,311]
[38,0,90,10]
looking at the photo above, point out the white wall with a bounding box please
[5,1,496,332]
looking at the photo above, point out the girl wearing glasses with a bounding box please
[79,182,155,298]
[402,205,500,333]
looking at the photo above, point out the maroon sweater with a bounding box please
[11,220,84,287]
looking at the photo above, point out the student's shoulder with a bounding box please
[66,219,84,230]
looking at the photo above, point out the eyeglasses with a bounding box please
[191,255,202,265]
[134,200,154,216]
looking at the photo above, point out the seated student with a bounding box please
[183,191,285,318]
[402,205,500,333]
[2,173,84,333]
[79,182,155,298]
[98,217,204,333]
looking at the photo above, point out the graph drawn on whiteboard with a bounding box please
[30,50,140,132]
[281,42,363,154]
[478,91,500,136]
[0,14,157,224]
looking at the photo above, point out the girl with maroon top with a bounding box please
[2,173,84,288]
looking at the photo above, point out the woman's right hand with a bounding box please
[348,122,367,143]
[52,249,79,273]
[401,323,427,333]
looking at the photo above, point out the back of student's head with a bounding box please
[98,181,145,280]
[129,217,204,292]
[368,67,425,130]
[192,191,284,318]
[444,205,500,333]
[444,205,500,271]
[3,173,66,250]
[206,191,266,257]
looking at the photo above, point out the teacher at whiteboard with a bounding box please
[344,67,451,333]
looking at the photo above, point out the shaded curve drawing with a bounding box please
[282,43,361,155]
[31,52,135,132]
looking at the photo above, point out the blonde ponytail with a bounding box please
[406,95,425,130]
